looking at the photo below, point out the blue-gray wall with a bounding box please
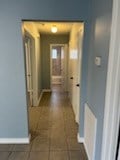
[79,0,113,159]
[40,34,69,89]
[0,0,113,159]
[0,0,89,139]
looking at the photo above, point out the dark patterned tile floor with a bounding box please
[0,85,88,160]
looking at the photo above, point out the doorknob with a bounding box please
[70,77,73,79]
[76,84,80,87]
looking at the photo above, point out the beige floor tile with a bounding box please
[69,150,88,160]
[35,129,50,139]
[31,136,49,151]
[50,138,67,151]
[0,152,10,160]
[65,127,78,138]
[67,138,82,150]
[12,144,31,152]
[28,85,87,159]
[8,152,29,160]
[49,151,69,160]
[0,145,13,151]
[28,152,49,160]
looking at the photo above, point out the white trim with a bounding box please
[118,146,120,160]
[37,89,51,106]
[0,134,30,144]
[84,103,97,160]
[37,91,43,106]
[77,133,90,160]
[75,114,79,124]
[50,44,68,90]
[101,0,120,159]
[77,133,84,143]
[84,141,90,160]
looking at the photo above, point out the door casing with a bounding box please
[50,44,68,91]
[101,0,120,159]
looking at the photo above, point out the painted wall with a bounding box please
[40,34,69,89]
[0,0,113,159]
[84,0,113,159]
[0,0,90,138]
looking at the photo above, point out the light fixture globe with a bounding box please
[51,25,57,33]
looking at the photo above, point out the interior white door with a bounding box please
[68,47,74,103]
[72,49,78,120]
[70,29,84,123]
[61,45,68,92]
[75,29,84,123]
[25,39,33,106]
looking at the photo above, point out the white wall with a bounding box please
[84,103,97,160]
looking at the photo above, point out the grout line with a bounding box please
[48,113,51,160]
[62,103,71,160]
[26,150,31,160]
[7,152,13,160]
[28,89,87,159]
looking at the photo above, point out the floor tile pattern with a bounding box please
[0,85,88,160]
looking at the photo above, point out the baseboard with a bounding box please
[84,141,90,160]
[37,91,43,106]
[77,133,90,159]
[77,133,84,143]
[42,89,51,92]
[0,134,31,144]
[75,114,80,124]
[37,89,51,106]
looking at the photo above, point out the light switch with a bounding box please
[95,56,101,66]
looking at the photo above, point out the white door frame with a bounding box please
[25,38,33,107]
[75,27,84,124]
[24,30,37,107]
[118,146,120,160]
[50,44,68,90]
[101,0,120,159]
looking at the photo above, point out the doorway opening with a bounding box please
[24,30,35,107]
[50,44,68,92]
[22,21,87,157]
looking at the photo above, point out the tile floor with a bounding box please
[0,85,88,160]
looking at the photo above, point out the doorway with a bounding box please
[50,44,68,92]
[22,21,85,153]
[24,31,35,107]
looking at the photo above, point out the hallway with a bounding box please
[0,87,87,160]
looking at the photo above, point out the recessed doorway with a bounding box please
[50,44,68,92]
[22,21,86,157]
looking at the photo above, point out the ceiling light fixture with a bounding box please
[51,25,57,33]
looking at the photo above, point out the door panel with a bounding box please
[25,39,33,107]
[61,45,68,92]
[68,24,84,124]
[75,29,84,123]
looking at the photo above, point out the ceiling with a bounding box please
[33,22,73,34]
[24,21,83,35]
[24,21,80,34]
